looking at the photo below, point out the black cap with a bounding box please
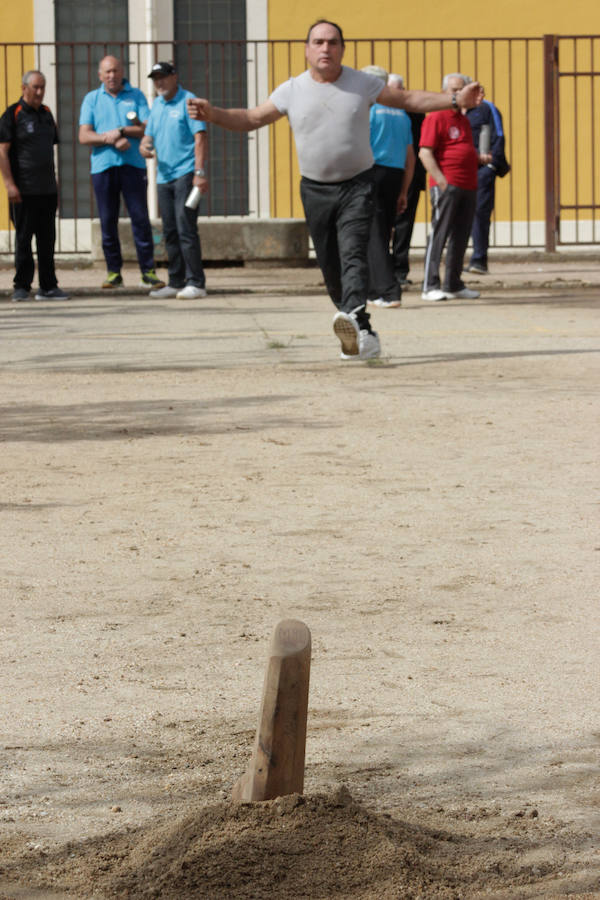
[148,61,176,78]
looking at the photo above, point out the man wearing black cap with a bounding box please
[140,62,208,299]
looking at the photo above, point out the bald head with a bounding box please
[98,56,124,96]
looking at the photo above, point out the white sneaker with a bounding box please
[421,289,447,301]
[333,311,359,357]
[149,285,179,298]
[444,287,480,299]
[176,285,207,299]
[370,297,402,308]
[359,329,381,359]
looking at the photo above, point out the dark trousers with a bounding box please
[392,178,423,281]
[10,193,58,291]
[92,165,154,273]
[470,166,496,268]
[157,172,205,288]
[300,169,375,330]
[367,164,404,303]
[423,184,476,293]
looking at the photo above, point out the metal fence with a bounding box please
[545,34,600,249]
[0,35,598,256]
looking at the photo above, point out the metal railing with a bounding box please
[0,36,598,256]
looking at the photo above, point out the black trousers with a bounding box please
[392,178,424,281]
[10,193,58,292]
[300,169,374,330]
[423,184,476,293]
[367,164,404,303]
[470,165,496,268]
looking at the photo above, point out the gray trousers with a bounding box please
[423,183,476,293]
[157,172,205,289]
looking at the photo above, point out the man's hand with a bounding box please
[139,136,155,158]
[478,152,493,165]
[7,183,22,203]
[193,174,209,195]
[396,192,408,214]
[457,81,482,109]
[114,136,131,152]
[102,128,122,145]
[187,98,212,121]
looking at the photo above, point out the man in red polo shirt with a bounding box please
[419,73,486,301]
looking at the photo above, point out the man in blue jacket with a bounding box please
[140,62,208,299]
[465,86,508,274]
[79,56,164,290]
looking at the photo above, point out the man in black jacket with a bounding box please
[465,86,508,274]
[0,70,68,301]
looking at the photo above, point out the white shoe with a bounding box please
[421,289,447,301]
[359,329,381,359]
[333,311,359,357]
[149,285,178,298]
[370,297,402,308]
[444,287,480,299]
[176,285,207,299]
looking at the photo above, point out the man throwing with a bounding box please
[79,56,163,290]
[419,73,482,301]
[0,70,68,301]
[140,62,208,299]
[187,20,480,360]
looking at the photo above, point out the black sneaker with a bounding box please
[12,288,30,302]
[35,287,70,300]
[102,271,123,289]
[140,269,165,288]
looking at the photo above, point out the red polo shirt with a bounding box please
[419,108,478,190]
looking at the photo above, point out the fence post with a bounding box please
[544,34,559,252]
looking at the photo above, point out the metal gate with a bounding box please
[544,34,600,250]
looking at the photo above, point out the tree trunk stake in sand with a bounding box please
[232,619,311,802]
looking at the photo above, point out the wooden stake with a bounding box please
[232,619,311,803]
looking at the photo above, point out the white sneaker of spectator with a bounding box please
[176,285,207,299]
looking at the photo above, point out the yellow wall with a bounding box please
[268,2,598,41]
[0,1,35,104]
[267,2,600,230]
[0,1,35,228]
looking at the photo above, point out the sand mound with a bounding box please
[5,786,593,899]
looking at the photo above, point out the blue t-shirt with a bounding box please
[369,104,413,169]
[145,86,206,184]
[79,80,150,174]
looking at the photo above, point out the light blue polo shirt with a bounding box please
[79,80,150,174]
[369,104,413,169]
[144,86,206,184]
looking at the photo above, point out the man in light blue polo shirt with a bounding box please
[140,62,208,299]
[79,56,163,290]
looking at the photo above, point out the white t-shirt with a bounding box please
[270,66,384,183]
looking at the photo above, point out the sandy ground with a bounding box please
[0,264,599,898]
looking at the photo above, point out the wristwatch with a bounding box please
[194,168,206,177]
[118,126,126,136]
[451,92,458,110]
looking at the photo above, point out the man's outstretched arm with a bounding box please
[377,81,481,113]
[187,98,283,132]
